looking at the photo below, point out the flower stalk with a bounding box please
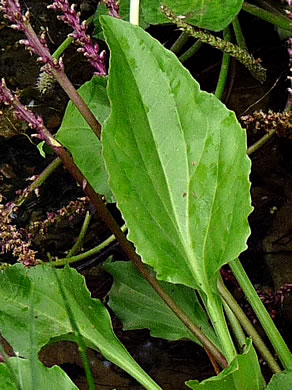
[48,0,107,75]
[0,0,102,138]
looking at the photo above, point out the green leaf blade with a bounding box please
[104,260,220,349]
[0,265,162,390]
[101,17,252,292]
[0,358,79,390]
[56,76,114,202]
[266,370,292,389]
[186,339,264,389]
[121,0,243,31]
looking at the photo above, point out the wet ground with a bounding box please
[1,0,292,388]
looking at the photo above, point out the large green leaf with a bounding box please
[0,264,162,390]
[101,17,252,294]
[186,339,264,389]
[56,76,113,202]
[104,260,220,349]
[120,0,243,31]
[0,358,78,390]
[266,370,292,389]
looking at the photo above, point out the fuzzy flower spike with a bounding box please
[48,0,107,75]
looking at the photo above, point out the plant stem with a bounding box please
[242,2,292,32]
[218,277,281,373]
[215,26,231,100]
[247,129,276,155]
[232,16,248,51]
[255,0,289,18]
[23,22,102,138]
[222,300,246,350]
[230,257,292,370]
[130,0,140,25]
[52,36,73,59]
[50,66,101,138]
[179,39,203,63]
[66,211,91,258]
[48,225,126,267]
[51,15,95,60]
[170,31,189,54]
[205,292,237,363]
[16,157,62,207]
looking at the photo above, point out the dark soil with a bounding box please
[1,1,292,389]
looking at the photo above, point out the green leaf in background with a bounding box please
[266,370,292,389]
[104,260,220,349]
[94,2,149,39]
[56,76,114,202]
[0,358,78,390]
[101,16,252,293]
[186,339,264,389]
[0,264,162,390]
[120,0,243,31]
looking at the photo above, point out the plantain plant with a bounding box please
[1,0,292,389]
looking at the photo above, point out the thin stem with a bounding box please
[222,300,246,350]
[47,225,126,267]
[23,22,102,138]
[218,277,281,373]
[204,292,237,363]
[230,258,292,370]
[242,2,292,32]
[51,14,95,60]
[247,129,276,155]
[215,26,231,100]
[16,157,62,207]
[255,0,289,18]
[52,35,74,59]
[232,16,248,51]
[66,210,91,258]
[170,31,189,54]
[51,66,101,138]
[130,0,140,25]
[179,40,202,63]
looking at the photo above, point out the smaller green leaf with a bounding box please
[186,339,264,390]
[0,357,78,390]
[94,3,149,38]
[266,370,292,389]
[104,260,219,349]
[120,0,243,32]
[37,141,54,158]
[0,264,162,390]
[56,76,114,202]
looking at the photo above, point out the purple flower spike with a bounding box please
[0,0,63,72]
[0,0,27,30]
[48,0,107,75]
[103,0,120,18]
[0,79,44,133]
